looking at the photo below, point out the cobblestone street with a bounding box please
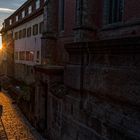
[0,91,45,140]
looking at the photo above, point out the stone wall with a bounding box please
[34,65,64,138]
[35,0,140,140]
[62,38,140,140]
[14,63,35,84]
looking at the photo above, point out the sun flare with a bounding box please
[0,44,2,50]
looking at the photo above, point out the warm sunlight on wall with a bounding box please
[0,35,2,50]
[0,44,2,50]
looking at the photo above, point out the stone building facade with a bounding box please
[0,30,14,77]
[0,0,46,129]
[1,0,140,140]
[1,0,45,84]
[35,0,140,140]
[33,0,76,136]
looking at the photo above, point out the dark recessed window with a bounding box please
[19,51,25,60]
[39,22,44,34]
[104,0,123,24]
[14,52,18,60]
[27,27,31,37]
[59,0,65,31]
[22,28,26,38]
[33,24,38,35]
[15,32,18,40]
[19,30,22,39]
[37,51,40,59]
[26,51,34,61]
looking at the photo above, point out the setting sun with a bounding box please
[0,44,2,50]
[0,35,2,50]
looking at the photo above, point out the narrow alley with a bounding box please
[0,91,45,140]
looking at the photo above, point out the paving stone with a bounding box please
[0,92,46,140]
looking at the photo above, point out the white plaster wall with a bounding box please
[13,14,43,66]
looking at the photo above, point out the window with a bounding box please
[18,13,22,20]
[26,51,30,61]
[33,24,38,35]
[16,16,18,22]
[15,32,18,40]
[19,51,25,60]
[36,51,40,59]
[26,51,34,61]
[104,0,123,24]
[9,19,12,25]
[27,27,31,37]
[15,52,18,60]
[22,28,26,38]
[59,0,65,31]
[28,6,32,14]
[19,30,22,39]
[39,22,44,34]
[36,0,40,9]
[22,11,25,18]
